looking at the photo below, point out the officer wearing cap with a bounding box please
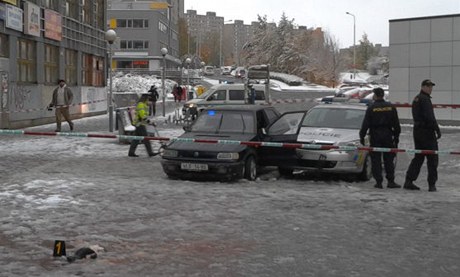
[360,87,401,189]
[404,79,441,192]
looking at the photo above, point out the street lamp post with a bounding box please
[346,12,356,79]
[200,61,205,77]
[185,58,191,100]
[219,20,233,68]
[105,29,117,132]
[161,47,168,117]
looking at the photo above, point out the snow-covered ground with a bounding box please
[1,111,460,275]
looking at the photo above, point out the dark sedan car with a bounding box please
[161,105,281,181]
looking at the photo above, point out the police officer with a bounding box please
[128,93,157,157]
[360,87,401,189]
[404,79,441,192]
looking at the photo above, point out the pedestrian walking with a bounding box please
[404,79,441,192]
[128,93,157,157]
[49,79,74,132]
[360,87,401,189]
[148,85,159,116]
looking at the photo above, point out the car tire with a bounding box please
[278,167,294,178]
[357,154,372,181]
[243,155,257,181]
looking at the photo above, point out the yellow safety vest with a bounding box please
[133,101,149,126]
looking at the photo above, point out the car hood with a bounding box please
[297,127,359,145]
[167,132,257,151]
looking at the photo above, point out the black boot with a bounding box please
[428,184,437,192]
[387,181,401,188]
[374,183,383,189]
[403,180,420,190]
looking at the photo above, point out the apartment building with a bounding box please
[107,0,183,71]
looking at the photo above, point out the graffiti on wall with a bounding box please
[10,83,31,111]
[1,72,7,110]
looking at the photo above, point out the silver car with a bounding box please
[266,103,371,180]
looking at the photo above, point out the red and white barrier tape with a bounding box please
[0,129,456,156]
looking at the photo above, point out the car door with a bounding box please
[258,111,306,166]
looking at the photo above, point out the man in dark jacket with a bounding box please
[404,79,441,192]
[49,79,74,132]
[360,87,401,189]
[148,85,159,116]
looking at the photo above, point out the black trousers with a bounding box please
[406,128,438,186]
[128,125,154,156]
[370,151,396,184]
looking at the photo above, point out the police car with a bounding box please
[265,103,371,180]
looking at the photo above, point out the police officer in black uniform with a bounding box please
[360,87,401,189]
[404,79,441,192]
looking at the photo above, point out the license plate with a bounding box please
[181,163,208,171]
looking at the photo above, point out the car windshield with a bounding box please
[301,107,365,129]
[191,110,255,134]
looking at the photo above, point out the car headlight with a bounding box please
[217,152,239,160]
[162,149,178,157]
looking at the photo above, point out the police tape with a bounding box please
[393,103,460,109]
[0,129,456,156]
[0,99,108,114]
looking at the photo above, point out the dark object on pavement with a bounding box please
[67,247,97,263]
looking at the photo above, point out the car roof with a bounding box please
[202,105,275,112]
[209,83,266,90]
[313,102,368,111]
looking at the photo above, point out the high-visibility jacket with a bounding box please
[133,101,149,127]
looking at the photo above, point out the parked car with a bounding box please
[161,105,281,181]
[316,87,374,103]
[203,66,215,76]
[221,66,232,75]
[182,83,268,118]
[265,103,371,180]
[231,67,246,78]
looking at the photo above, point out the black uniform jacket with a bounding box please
[412,91,440,149]
[360,99,401,148]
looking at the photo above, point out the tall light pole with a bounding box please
[105,29,117,132]
[219,20,233,68]
[346,12,356,79]
[161,47,168,117]
[185,57,191,99]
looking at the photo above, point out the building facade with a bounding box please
[107,0,182,71]
[389,14,460,122]
[0,0,108,129]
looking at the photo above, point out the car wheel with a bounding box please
[278,167,294,177]
[243,155,257,181]
[358,154,372,181]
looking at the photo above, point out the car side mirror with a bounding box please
[207,96,214,101]
[183,125,191,132]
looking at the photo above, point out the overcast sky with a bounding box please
[184,0,460,48]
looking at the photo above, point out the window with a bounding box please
[82,53,92,86]
[116,19,149,28]
[82,53,104,87]
[120,40,149,50]
[82,0,92,24]
[0,34,9,58]
[65,0,78,20]
[229,90,244,100]
[209,90,226,101]
[65,49,77,86]
[44,0,59,11]
[17,39,36,83]
[159,21,167,33]
[44,44,59,84]
[95,0,105,28]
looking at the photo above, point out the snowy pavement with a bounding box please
[1,113,460,276]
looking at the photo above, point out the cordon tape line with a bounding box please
[393,103,460,109]
[0,129,458,156]
[0,99,108,114]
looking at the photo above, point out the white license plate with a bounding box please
[181,163,209,171]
